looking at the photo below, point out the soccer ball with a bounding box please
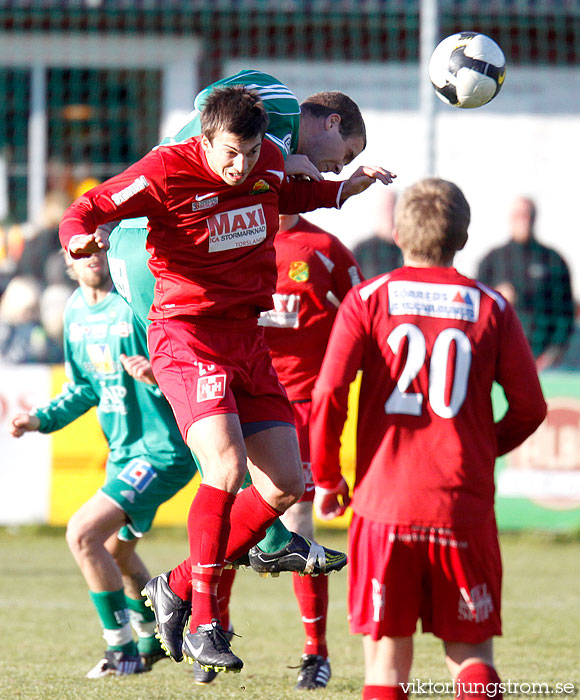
[429,32,506,108]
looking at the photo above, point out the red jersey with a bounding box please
[259,217,362,400]
[59,138,342,320]
[311,265,547,529]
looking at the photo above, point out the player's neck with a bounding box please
[79,283,113,306]
[403,254,453,268]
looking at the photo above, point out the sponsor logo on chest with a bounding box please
[86,343,116,374]
[192,192,219,211]
[388,281,480,322]
[207,203,267,252]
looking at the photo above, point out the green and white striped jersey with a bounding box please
[160,69,301,158]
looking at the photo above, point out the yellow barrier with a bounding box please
[49,365,360,529]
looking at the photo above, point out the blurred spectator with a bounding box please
[0,275,60,363]
[351,189,402,278]
[16,189,75,288]
[477,195,575,370]
[39,282,73,363]
[0,223,27,294]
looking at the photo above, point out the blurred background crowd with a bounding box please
[1,178,577,370]
[1,1,578,369]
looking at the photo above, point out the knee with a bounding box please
[272,474,305,512]
[288,476,305,504]
[66,512,99,557]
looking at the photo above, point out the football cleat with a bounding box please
[183,619,243,673]
[141,571,190,662]
[193,661,219,685]
[86,649,143,678]
[248,533,347,576]
[192,626,234,685]
[295,654,331,690]
[224,551,250,570]
[139,647,170,672]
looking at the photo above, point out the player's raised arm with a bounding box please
[284,153,323,181]
[339,165,397,204]
[59,153,167,258]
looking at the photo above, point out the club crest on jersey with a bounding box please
[207,204,266,252]
[250,179,270,194]
[388,281,480,322]
[288,261,309,282]
[197,374,227,402]
[119,459,157,493]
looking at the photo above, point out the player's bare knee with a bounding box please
[272,479,305,511]
[66,515,92,556]
[66,511,105,557]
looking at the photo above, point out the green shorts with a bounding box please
[101,453,197,540]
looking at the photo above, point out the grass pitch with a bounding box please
[0,527,578,700]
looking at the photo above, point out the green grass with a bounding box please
[0,528,578,700]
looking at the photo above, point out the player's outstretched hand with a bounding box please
[314,477,351,521]
[285,154,323,181]
[10,413,41,438]
[120,354,157,385]
[68,225,111,258]
[340,166,397,203]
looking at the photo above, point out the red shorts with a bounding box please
[148,316,294,440]
[291,400,314,503]
[348,514,502,644]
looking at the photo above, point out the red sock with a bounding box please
[169,485,281,601]
[293,571,328,658]
[225,485,283,562]
[168,558,193,601]
[187,484,235,631]
[217,567,236,632]
[456,663,502,699]
[363,685,407,700]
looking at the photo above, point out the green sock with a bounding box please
[125,595,161,654]
[257,517,294,553]
[89,589,138,656]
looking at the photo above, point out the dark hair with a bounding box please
[201,86,270,143]
[300,91,366,148]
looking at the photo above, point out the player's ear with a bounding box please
[393,228,401,249]
[200,134,212,153]
[324,113,341,131]
[457,230,468,252]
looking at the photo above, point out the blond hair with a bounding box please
[395,178,470,266]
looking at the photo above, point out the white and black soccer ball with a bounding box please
[429,32,506,108]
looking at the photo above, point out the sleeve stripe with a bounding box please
[475,281,507,311]
[265,133,290,154]
[359,274,391,301]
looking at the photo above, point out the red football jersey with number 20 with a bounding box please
[311,265,547,529]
